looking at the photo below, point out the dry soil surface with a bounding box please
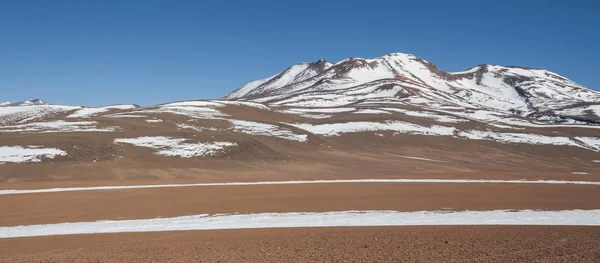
[1,182,599,226]
[1,226,599,262]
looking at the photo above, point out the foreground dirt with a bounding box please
[1,126,599,184]
[1,183,599,226]
[2,102,599,262]
[1,226,599,262]
[2,171,599,190]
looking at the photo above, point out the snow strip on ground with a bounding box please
[2,179,600,195]
[0,121,117,133]
[287,121,599,150]
[286,121,455,137]
[297,113,333,119]
[66,105,138,118]
[142,103,228,119]
[176,123,219,132]
[353,109,391,115]
[229,120,307,142]
[458,130,579,148]
[104,114,147,118]
[576,137,600,151]
[214,100,270,110]
[283,107,356,113]
[1,209,599,238]
[162,101,224,107]
[0,146,66,163]
[382,153,448,163]
[0,105,82,125]
[279,109,333,119]
[382,108,468,123]
[114,136,235,158]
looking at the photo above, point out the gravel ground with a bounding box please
[1,226,599,262]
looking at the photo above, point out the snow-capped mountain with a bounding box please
[2,53,600,175]
[223,53,600,119]
[0,99,48,107]
[224,59,333,100]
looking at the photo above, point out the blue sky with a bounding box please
[1,0,598,106]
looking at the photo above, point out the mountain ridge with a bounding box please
[0,99,48,107]
[222,52,599,120]
[2,54,600,179]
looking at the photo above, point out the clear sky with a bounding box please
[1,0,598,106]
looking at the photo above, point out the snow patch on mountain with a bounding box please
[458,131,580,148]
[556,105,600,118]
[0,105,82,125]
[287,120,599,150]
[286,121,456,137]
[176,123,219,132]
[382,108,468,123]
[104,114,148,118]
[0,121,118,133]
[575,137,600,151]
[229,120,307,142]
[283,107,356,113]
[142,102,228,119]
[1,99,48,107]
[66,105,139,118]
[163,101,225,108]
[353,109,391,115]
[224,53,600,120]
[224,60,333,99]
[0,146,66,163]
[114,137,236,158]
[215,100,270,110]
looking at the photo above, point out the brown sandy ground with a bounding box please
[1,183,599,226]
[1,123,599,184]
[2,171,600,191]
[0,226,599,262]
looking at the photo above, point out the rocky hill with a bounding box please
[1,53,599,182]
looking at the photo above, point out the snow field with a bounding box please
[2,178,600,195]
[114,136,236,158]
[1,209,599,238]
[0,121,117,133]
[229,120,307,142]
[0,146,66,163]
[66,105,138,118]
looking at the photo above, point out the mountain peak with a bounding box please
[224,53,599,114]
[1,99,48,107]
[25,98,46,104]
[381,52,417,59]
